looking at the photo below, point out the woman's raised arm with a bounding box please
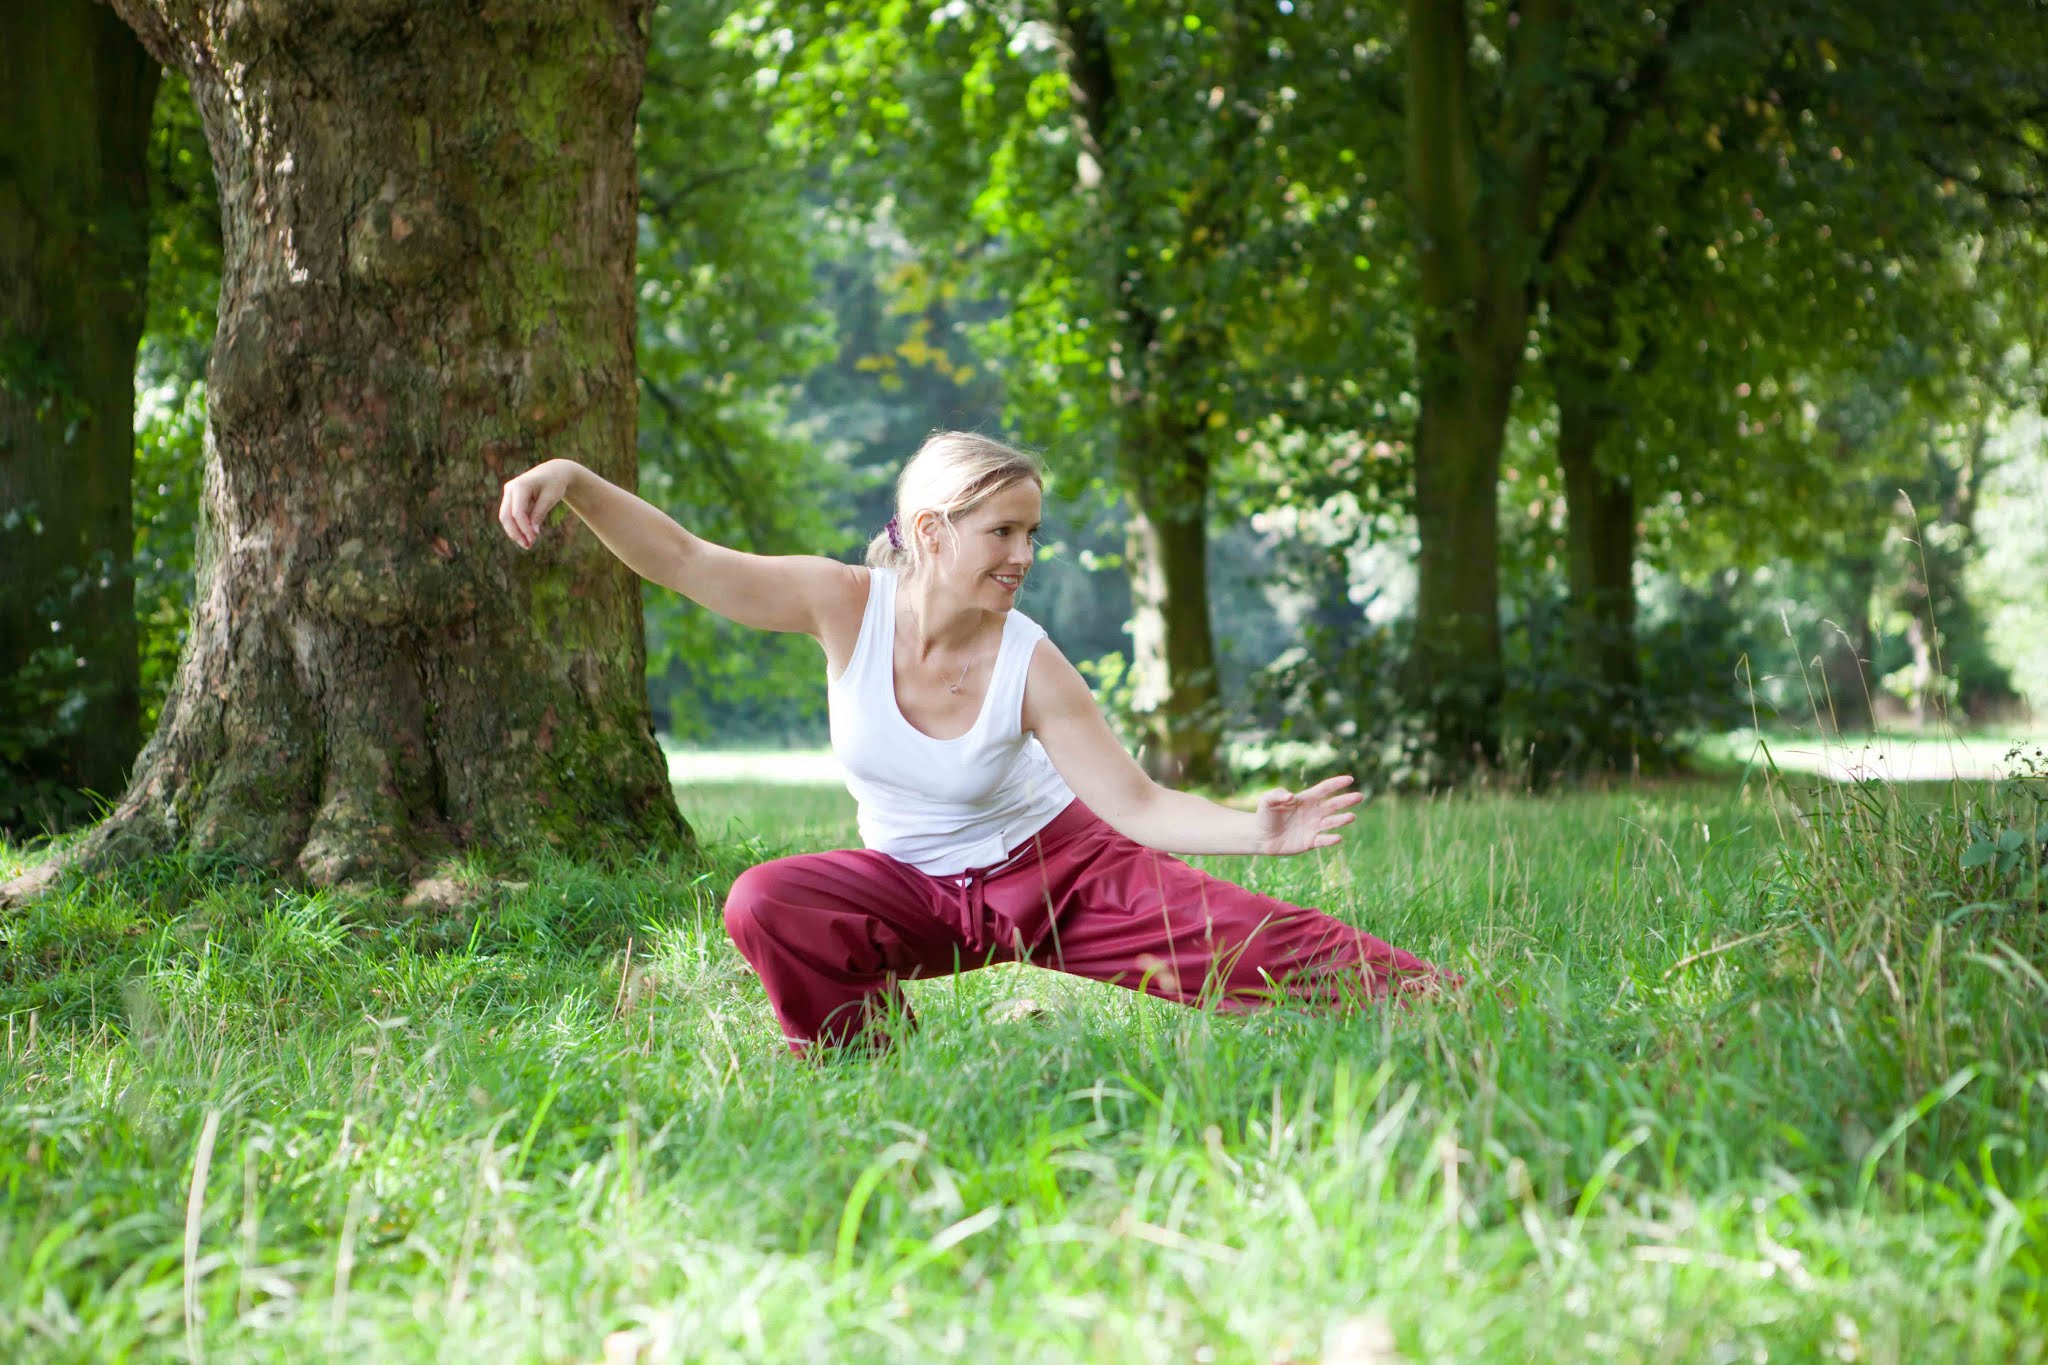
[497,458,862,638]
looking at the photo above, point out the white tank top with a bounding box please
[828,567,1075,876]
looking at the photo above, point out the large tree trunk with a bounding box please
[1124,429,1221,787]
[74,0,684,885]
[0,1,158,829]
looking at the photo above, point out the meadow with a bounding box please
[2,750,2044,1362]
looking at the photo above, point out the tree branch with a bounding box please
[639,164,760,221]
[1914,153,2047,208]
[1537,0,1702,273]
[639,375,773,550]
[97,0,195,72]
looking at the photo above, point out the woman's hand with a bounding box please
[498,459,582,550]
[1253,775,1365,856]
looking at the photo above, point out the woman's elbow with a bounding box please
[1090,777,1163,842]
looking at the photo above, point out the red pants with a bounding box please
[722,797,1447,1052]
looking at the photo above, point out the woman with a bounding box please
[498,431,1448,1053]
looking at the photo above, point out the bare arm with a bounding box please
[1021,640,1362,857]
[497,458,861,637]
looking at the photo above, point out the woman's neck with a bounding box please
[899,571,987,661]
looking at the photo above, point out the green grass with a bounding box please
[3,761,2045,1362]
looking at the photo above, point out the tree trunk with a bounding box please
[0,1,158,829]
[1124,429,1221,787]
[1402,0,1541,771]
[78,0,683,885]
[1555,350,1642,773]
[1817,553,1877,733]
[1057,1,1226,786]
[1409,352,1517,769]
[1399,0,1685,775]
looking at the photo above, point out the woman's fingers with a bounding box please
[524,486,561,544]
[515,486,542,546]
[1303,773,1355,798]
[516,487,538,544]
[499,465,566,550]
[498,485,525,547]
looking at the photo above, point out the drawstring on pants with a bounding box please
[946,835,1043,953]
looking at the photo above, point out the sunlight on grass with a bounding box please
[1701,725,2041,782]
[4,763,2044,1360]
[662,739,844,786]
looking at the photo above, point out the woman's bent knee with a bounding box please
[722,862,785,949]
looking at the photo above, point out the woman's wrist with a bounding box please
[555,459,597,506]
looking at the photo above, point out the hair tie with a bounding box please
[884,516,904,551]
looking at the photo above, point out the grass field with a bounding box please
[3,756,2044,1362]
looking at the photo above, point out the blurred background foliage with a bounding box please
[16,0,2044,824]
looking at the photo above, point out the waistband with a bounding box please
[978,797,1098,877]
[936,797,1098,951]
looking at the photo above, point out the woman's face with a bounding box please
[916,480,1042,611]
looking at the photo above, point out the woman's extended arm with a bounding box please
[1021,640,1362,858]
[498,458,861,638]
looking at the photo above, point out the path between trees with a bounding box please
[664,732,2043,790]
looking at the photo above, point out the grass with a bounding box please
[2,756,2045,1362]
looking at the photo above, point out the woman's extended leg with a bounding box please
[997,803,1447,1011]
[722,850,981,1052]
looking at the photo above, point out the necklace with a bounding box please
[946,660,971,694]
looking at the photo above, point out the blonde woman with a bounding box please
[499,431,1447,1053]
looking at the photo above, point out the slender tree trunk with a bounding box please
[1408,350,1517,768]
[1123,427,1220,787]
[1818,553,1877,733]
[1399,0,1687,776]
[0,1,158,828]
[1058,1,1225,785]
[1402,0,1545,771]
[71,0,684,885]
[1555,378,1641,770]
[1920,413,2018,716]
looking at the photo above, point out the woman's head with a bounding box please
[865,431,1045,605]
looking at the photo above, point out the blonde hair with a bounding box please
[864,430,1045,576]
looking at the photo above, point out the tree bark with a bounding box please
[1555,365,1643,770]
[1399,0,1691,774]
[0,1,158,828]
[1123,427,1221,787]
[1817,553,1877,733]
[73,0,684,884]
[1401,0,1541,770]
[1058,1,1225,785]
[1408,342,1518,768]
